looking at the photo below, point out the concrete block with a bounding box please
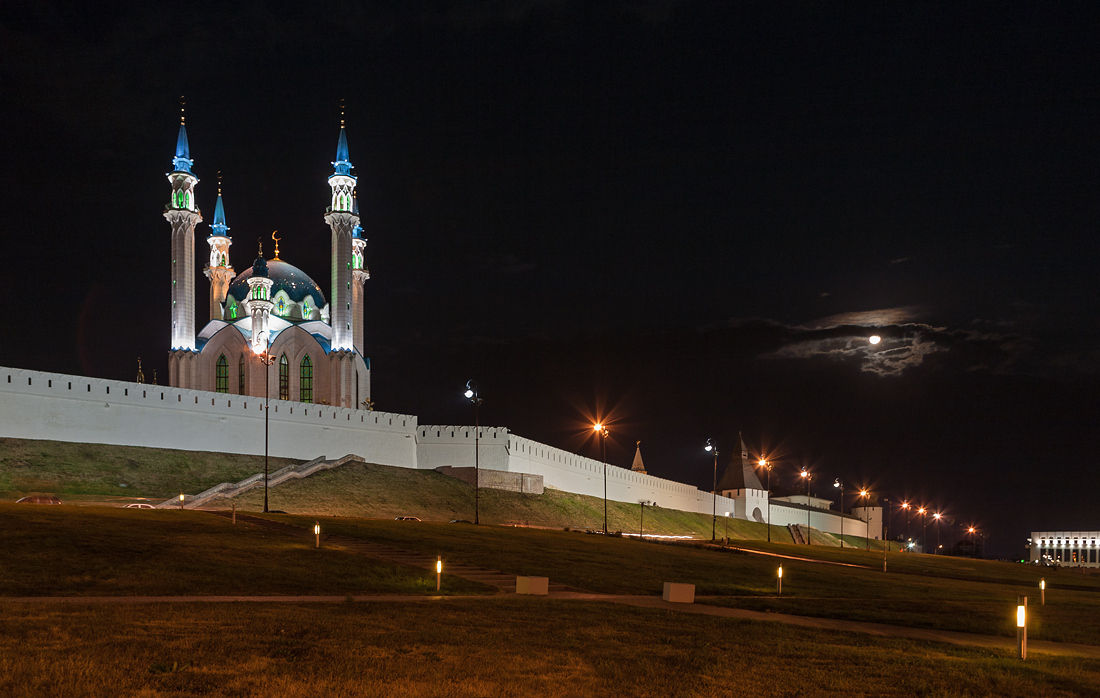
[516,576,549,595]
[662,582,695,604]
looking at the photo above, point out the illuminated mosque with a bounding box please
[166,110,370,408]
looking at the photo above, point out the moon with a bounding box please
[869,335,881,345]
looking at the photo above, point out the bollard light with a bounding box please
[776,565,783,595]
[314,523,320,549]
[436,555,442,592]
[1040,577,1045,606]
[1016,596,1027,660]
[179,493,185,511]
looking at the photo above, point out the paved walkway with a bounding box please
[3,591,1098,659]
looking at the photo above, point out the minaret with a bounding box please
[166,100,202,351]
[324,108,358,352]
[244,245,274,354]
[204,173,234,322]
[351,197,370,353]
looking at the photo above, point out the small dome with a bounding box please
[229,259,326,308]
[252,256,269,278]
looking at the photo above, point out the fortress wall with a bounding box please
[0,366,417,467]
[770,501,869,538]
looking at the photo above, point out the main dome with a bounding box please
[227,259,327,308]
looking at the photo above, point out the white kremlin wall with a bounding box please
[0,366,416,468]
[1,365,875,538]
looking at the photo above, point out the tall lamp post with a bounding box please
[859,489,870,550]
[257,345,276,514]
[918,507,927,553]
[833,478,844,548]
[759,459,772,542]
[901,502,911,549]
[800,468,811,545]
[594,423,609,534]
[464,381,483,525]
[705,439,718,541]
[933,512,942,554]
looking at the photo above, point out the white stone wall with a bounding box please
[0,366,415,467]
[770,501,869,538]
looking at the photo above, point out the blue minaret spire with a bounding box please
[332,124,353,175]
[173,103,193,173]
[210,188,229,237]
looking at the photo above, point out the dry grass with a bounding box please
[1,600,1098,698]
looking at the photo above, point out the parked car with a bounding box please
[394,516,421,521]
[124,503,156,509]
[16,496,62,505]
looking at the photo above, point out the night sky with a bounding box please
[2,2,1097,558]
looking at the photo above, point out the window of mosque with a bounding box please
[300,355,313,404]
[279,354,289,400]
[228,303,237,319]
[215,355,228,393]
[276,297,286,315]
[238,355,245,394]
[302,304,311,319]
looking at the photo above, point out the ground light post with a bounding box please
[464,381,483,525]
[705,439,718,541]
[758,459,772,542]
[257,345,276,514]
[594,423,609,534]
[724,511,730,545]
[833,478,844,548]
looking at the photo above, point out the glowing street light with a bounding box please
[594,423,609,534]
[705,439,718,541]
[918,507,927,553]
[1040,578,1045,606]
[933,512,942,554]
[436,555,442,591]
[800,468,812,545]
[757,458,772,542]
[179,493,185,511]
[859,489,870,550]
[464,381,483,525]
[777,564,783,595]
[314,523,321,548]
[833,478,845,548]
[901,502,911,545]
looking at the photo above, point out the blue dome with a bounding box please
[228,259,326,308]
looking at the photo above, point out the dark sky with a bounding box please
[2,2,1097,557]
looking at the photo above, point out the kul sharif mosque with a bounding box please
[166,108,371,408]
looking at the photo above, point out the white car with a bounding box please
[124,503,156,509]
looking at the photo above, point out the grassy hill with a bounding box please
[0,436,901,546]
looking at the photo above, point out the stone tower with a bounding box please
[166,105,202,388]
[351,197,370,354]
[204,177,234,322]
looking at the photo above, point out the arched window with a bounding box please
[279,354,289,400]
[215,355,228,393]
[300,355,313,404]
[238,355,245,395]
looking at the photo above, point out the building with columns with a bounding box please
[167,115,370,408]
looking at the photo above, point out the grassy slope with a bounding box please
[0,437,299,500]
[0,504,487,597]
[3,601,1098,698]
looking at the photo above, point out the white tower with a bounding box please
[324,116,358,353]
[244,250,274,354]
[166,104,202,389]
[351,198,370,354]
[203,175,234,322]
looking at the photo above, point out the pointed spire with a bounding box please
[332,100,353,175]
[716,432,765,492]
[210,172,229,238]
[172,96,194,173]
[631,441,647,474]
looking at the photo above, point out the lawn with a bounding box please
[1,600,1097,698]
[267,514,1100,646]
[0,504,487,597]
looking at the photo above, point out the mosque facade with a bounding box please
[165,116,370,408]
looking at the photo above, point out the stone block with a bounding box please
[662,582,695,604]
[516,576,549,595]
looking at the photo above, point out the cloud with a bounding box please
[756,308,1024,377]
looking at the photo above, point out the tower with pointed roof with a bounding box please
[166,100,202,388]
[631,441,647,474]
[244,248,274,353]
[716,432,770,523]
[204,175,234,322]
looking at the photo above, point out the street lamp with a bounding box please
[758,458,772,542]
[639,500,651,538]
[800,467,811,545]
[859,489,870,550]
[705,439,718,541]
[833,478,844,548]
[918,507,927,553]
[901,502,911,546]
[933,512,942,554]
[464,381,483,525]
[257,345,277,514]
[594,423,609,534]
